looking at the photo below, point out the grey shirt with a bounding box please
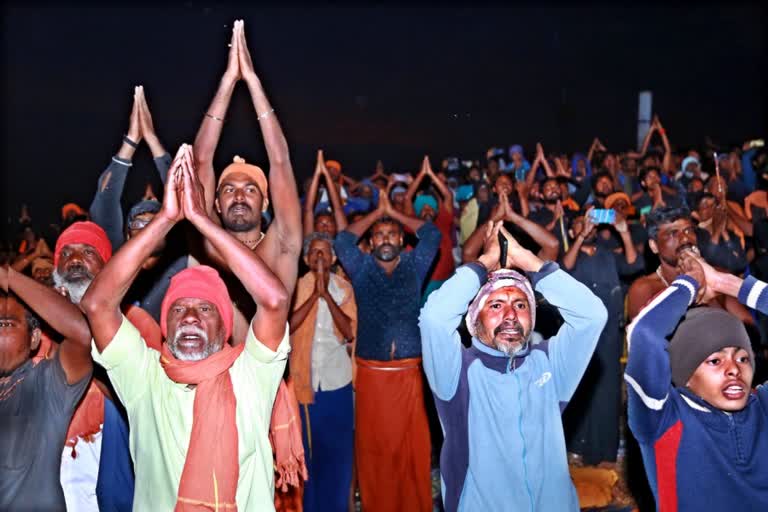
[0,351,91,511]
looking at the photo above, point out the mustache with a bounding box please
[228,202,253,214]
[173,325,209,343]
[62,264,94,280]
[494,320,523,336]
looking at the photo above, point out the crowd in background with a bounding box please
[3,18,768,512]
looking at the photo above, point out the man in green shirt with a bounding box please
[81,145,291,511]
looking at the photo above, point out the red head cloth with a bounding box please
[160,265,234,342]
[54,221,112,268]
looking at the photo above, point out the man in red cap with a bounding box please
[52,220,144,511]
[81,144,291,510]
[192,20,302,345]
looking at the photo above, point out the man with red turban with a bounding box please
[82,144,291,511]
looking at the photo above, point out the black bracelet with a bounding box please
[123,135,138,148]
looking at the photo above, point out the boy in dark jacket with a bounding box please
[626,249,768,510]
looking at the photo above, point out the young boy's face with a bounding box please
[687,346,754,411]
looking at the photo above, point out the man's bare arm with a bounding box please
[181,153,289,349]
[193,23,242,217]
[81,149,186,351]
[239,23,302,296]
[9,268,92,383]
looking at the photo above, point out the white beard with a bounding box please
[52,269,92,305]
[169,325,222,361]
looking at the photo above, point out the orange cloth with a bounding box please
[570,466,619,509]
[65,306,160,458]
[161,340,245,512]
[289,272,357,405]
[61,202,87,220]
[562,198,580,212]
[355,357,431,512]
[125,304,163,352]
[270,379,309,492]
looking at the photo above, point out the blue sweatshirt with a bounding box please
[419,262,607,512]
[625,275,768,511]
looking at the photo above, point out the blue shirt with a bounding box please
[334,223,441,360]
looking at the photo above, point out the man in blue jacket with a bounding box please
[419,221,608,512]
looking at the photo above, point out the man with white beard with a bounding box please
[52,221,143,511]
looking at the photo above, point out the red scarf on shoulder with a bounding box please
[161,341,245,511]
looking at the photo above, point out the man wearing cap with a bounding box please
[81,145,291,510]
[193,21,301,345]
[53,220,156,511]
[419,221,607,512]
[0,267,92,511]
[626,249,768,510]
[333,181,441,512]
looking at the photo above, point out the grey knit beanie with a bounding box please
[669,307,754,387]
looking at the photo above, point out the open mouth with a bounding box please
[721,381,746,400]
[229,204,252,215]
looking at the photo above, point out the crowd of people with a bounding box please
[3,18,768,512]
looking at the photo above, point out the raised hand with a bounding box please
[157,145,186,223]
[677,249,709,303]
[136,86,157,141]
[179,146,208,223]
[127,87,142,144]
[500,225,542,272]
[536,142,545,161]
[237,20,258,82]
[479,221,503,271]
[613,208,628,233]
[377,186,392,215]
[315,259,329,298]
[223,20,242,82]
[316,149,327,177]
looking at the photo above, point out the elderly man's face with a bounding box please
[476,286,532,356]
[650,218,698,267]
[314,214,337,238]
[216,172,264,233]
[166,298,226,361]
[53,243,105,304]
[0,295,40,373]
[304,239,335,272]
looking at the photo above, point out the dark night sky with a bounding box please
[2,3,766,234]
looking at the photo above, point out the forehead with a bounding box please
[496,176,512,187]
[596,176,612,185]
[169,297,217,309]
[485,286,528,304]
[133,212,156,221]
[659,218,694,234]
[0,296,26,321]
[543,179,559,189]
[61,243,98,255]
[315,213,334,223]
[372,222,401,235]
[219,172,260,189]
[308,239,332,252]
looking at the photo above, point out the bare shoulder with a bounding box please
[627,273,664,320]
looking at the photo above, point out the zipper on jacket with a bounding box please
[515,370,535,511]
[725,412,746,464]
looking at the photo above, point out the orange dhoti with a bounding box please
[355,357,432,512]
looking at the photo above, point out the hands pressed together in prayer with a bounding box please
[158,144,208,226]
[478,221,544,273]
